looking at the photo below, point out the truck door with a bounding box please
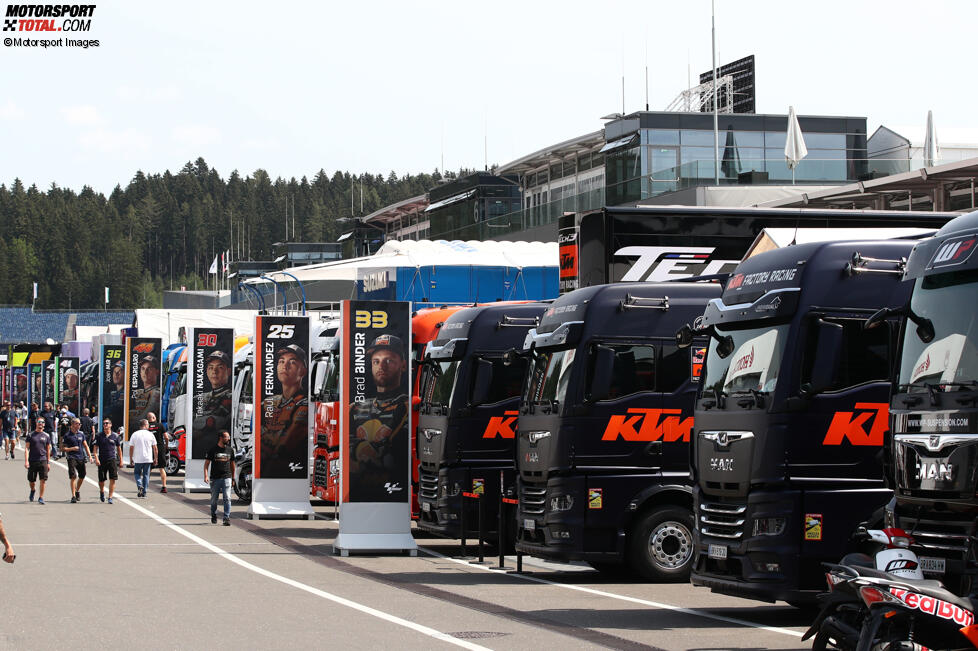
[655,341,704,471]
[577,341,661,468]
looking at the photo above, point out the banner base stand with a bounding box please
[247,501,314,520]
[333,533,418,556]
[183,479,209,493]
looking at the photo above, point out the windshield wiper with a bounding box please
[732,389,767,409]
[701,387,727,410]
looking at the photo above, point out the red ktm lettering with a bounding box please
[483,410,519,439]
[602,408,693,442]
[823,402,888,446]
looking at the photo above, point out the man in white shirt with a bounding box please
[128,419,157,498]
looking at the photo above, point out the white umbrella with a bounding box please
[784,106,808,184]
[924,110,939,167]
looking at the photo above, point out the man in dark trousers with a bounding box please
[93,419,123,504]
[62,418,93,503]
[40,402,57,457]
[1,401,17,461]
[146,412,169,493]
[203,430,235,526]
[24,419,51,505]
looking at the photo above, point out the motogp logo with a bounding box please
[929,234,977,269]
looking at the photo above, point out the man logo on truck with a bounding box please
[601,408,693,442]
[615,246,739,282]
[483,411,518,439]
[822,402,888,446]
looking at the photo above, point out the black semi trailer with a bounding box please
[560,206,955,293]
[515,281,719,579]
[417,302,547,541]
[686,238,922,605]
[885,210,978,596]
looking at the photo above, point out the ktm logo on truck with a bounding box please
[483,411,518,439]
[601,408,693,442]
[132,343,154,353]
[823,402,888,446]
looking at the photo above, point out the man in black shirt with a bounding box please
[24,419,51,504]
[93,419,123,504]
[1,401,17,461]
[203,430,236,526]
[62,418,93,503]
[40,402,57,457]
[146,412,169,493]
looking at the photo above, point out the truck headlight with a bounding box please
[549,494,574,512]
[752,517,785,537]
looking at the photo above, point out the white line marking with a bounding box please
[418,548,803,639]
[17,542,273,546]
[33,453,489,651]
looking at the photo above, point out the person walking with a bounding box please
[146,412,169,493]
[79,408,95,444]
[93,419,123,504]
[128,419,156,498]
[1,401,17,461]
[25,419,51,505]
[40,402,57,457]
[0,513,14,563]
[62,418,93,503]
[203,431,235,525]
[28,403,38,440]
[17,402,28,440]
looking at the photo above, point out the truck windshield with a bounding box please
[703,325,789,400]
[899,269,978,391]
[421,360,459,409]
[524,348,576,409]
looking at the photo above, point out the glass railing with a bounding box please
[422,157,941,241]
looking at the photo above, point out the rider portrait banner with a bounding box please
[57,357,80,415]
[124,338,162,440]
[341,300,411,504]
[12,366,27,406]
[254,316,310,480]
[100,344,125,429]
[41,360,54,408]
[188,327,234,460]
[27,363,40,409]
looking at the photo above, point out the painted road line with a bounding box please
[39,454,491,651]
[419,547,803,639]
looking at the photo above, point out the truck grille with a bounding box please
[419,471,439,501]
[520,484,547,515]
[313,456,328,486]
[699,501,747,539]
[901,510,978,557]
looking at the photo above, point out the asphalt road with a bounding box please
[0,444,815,650]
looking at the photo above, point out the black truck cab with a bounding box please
[689,239,918,605]
[515,282,719,579]
[887,210,978,595]
[417,302,547,540]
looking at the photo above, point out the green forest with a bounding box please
[0,159,448,309]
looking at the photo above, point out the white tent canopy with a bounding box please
[244,240,558,285]
[134,309,259,346]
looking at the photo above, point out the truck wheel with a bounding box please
[629,506,694,581]
[165,453,181,476]
[234,463,252,504]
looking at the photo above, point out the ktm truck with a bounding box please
[515,282,719,579]
[417,302,547,540]
[883,210,978,596]
[686,239,920,605]
[311,307,464,516]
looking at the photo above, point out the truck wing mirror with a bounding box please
[803,320,843,397]
[411,395,422,410]
[469,358,493,407]
[588,345,615,403]
[676,325,694,349]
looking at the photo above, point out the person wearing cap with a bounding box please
[191,350,233,458]
[108,360,125,430]
[129,355,161,425]
[62,367,79,413]
[348,334,410,501]
[259,344,309,477]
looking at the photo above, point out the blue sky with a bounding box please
[1,0,974,193]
